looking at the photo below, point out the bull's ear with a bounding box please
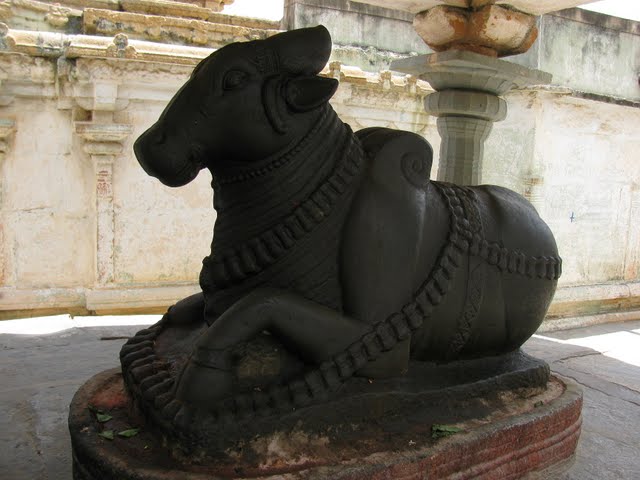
[285,76,338,113]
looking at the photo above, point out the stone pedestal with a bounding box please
[392,51,551,184]
[69,367,582,480]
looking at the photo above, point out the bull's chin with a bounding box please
[155,164,201,187]
[136,151,202,187]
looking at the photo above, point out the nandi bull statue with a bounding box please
[121,25,561,455]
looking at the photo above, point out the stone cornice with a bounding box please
[75,122,133,155]
[0,0,271,39]
[82,8,280,47]
[0,25,433,97]
[2,0,232,21]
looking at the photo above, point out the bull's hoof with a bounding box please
[174,347,235,409]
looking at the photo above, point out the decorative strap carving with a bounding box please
[206,127,365,289]
[214,108,330,186]
[120,182,562,441]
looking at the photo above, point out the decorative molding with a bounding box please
[83,7,280,47]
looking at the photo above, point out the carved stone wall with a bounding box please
[0,1,639,331]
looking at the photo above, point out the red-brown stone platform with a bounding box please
[69,368,582,479]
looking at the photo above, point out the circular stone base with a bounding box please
[69,369,582,480]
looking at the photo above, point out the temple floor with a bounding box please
[1,315,639,479]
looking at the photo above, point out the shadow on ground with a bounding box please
[1,320,639,479]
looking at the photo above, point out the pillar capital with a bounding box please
[392,50,552,94]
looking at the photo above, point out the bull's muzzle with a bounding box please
[134,125,203,187]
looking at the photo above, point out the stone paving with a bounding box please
[1,315,639,479]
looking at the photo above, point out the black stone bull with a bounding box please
[133,26,561,410]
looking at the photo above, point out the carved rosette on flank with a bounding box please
[75,122,132,285]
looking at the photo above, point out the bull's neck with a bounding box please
[210,106,351,252]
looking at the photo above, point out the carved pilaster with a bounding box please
[75,121,132,285]
[0,118,15,285]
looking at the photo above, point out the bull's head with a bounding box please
[134,26,338,187]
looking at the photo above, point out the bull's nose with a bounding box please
[133,128,162,177]
[132,126,202,188]
[135,126,164,152]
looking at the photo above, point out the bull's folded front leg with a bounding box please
[174,288,371,410]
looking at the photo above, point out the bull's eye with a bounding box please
[223,70,248,91]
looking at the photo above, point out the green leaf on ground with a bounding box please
[96,413,113,423]
[87,404,102,414]
[98,430,114,440]
[118,428,140,438]
[431,424,463,439]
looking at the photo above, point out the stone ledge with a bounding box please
[539,309,640,333]
[548,281,640,319]
[85,284,201,312]
[2,280,640,326]
[0,287,86,311]
[0,284,199,317]
[551,7,640,36]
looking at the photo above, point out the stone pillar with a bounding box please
[75,120,132,285]
[391,3,551,185]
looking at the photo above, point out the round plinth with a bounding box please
[69,369,582,480]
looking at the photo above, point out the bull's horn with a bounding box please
[285,76,338,112]
[266,25,332,75]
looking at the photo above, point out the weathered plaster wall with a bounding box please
[1,1,639,330]
[283,0,429,71]
[288,1,640,103]
[0,23,433,317]
[511,8,640,102]
[483,90,640,328]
